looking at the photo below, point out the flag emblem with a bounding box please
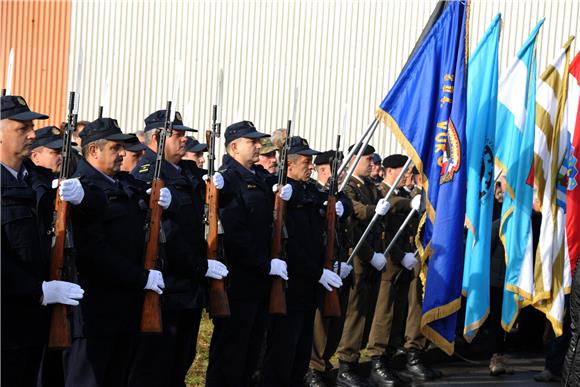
[440,118,462,185]
[569,146,578,191]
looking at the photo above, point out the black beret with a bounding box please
[382,154,409,169]
[1,95,49,120]
[348,143,375,156]
[314,150,344,166]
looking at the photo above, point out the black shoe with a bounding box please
[400,350,437,381]
[336,361,370,387]
[368,357,399,387]
[305,368,328,387]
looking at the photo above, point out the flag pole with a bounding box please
[383,208,417,257]
[346,157,412,266]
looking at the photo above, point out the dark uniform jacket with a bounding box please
[284,178,326,311]
[1,159,102,347]
[378,182,419,265]
[489,219,505,289]
[1,160,54,349]
[316,179,355,264]
[343,175,383,262]
[218,155,275,301]
[72,159,149,337]
[490,210,542,289]
[132,148,208,310]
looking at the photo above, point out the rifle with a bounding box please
[345,157,412,266]
[268,118,292,315]
[140,100,172,333]
[205,101,230,318]
[47,91,77,349]
[322,134,343,317]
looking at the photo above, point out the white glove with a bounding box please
[213,172,224,190]
[206,260,229,279]
[269,258,288,280]
[203,172,225,190]
[146,187,172,210]
[370,252,387,271]
[375,198,391,216]
[335,201,345,218]
[323,200,345,218]
[319,268,343,291]
[402,252,419,270]
[144,270,165,294]
[273,184,293,201]
[59,179,85,205]
[411,195,421,211]
[41,280,84,306]
[333,261,353,279]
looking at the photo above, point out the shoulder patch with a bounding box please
[138,164,151,174]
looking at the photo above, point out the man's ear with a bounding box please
[88,143,99,159]
[230,140,238,155]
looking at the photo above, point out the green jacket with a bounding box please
[344,175,384,263]
[378,182,419,265]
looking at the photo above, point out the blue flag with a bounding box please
[462,14,501,342]
[495,20,543,331]
[377,1,467,355]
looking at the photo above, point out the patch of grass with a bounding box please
[184,312,370,386]
[185,311,370,387]
[186,312,214,387]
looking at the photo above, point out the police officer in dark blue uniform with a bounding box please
[307,150,355,387]
[259,137,348,386]
[1,96,86,387]
[129,110,228,387]
[205,121,293,387]
[183,136,208,169]
[29,126,64,175]
[64,117,171,387]
[120,133,147,173]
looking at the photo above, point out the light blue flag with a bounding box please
[462,14,501,342]
[495,19,544,331]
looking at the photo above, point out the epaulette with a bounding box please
[138,164,151,174]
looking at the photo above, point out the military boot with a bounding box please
[336,361,369,387]
[305,368,328,387]
[368,357,398,386]
[489,353,513,376]
[400,349,437,381]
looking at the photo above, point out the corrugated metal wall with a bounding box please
[1,0,71,126]
[66,0,579,160]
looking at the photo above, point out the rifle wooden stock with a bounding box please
[322,195,341,317]
[268,191,287,315]
[140,179,164,333]
[48,190,71,348]
[206,179,230,318]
